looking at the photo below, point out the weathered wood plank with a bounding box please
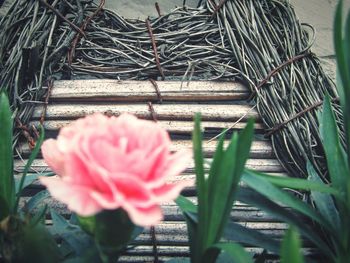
[14,158,283,174]
[33,103,259,121]
[49,80,249,102]
[22,196,287,222]
[30,119,265,134]
[17,139,274,159]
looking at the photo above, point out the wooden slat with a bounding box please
[14,158,283,174]
[22,197,287,223]
[171,140,274,158]
[17,139,274,159]
[33,103,259,121]
[30,119,265,134]
[49,80,249,102]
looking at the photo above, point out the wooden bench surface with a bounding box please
[14,79,298,262]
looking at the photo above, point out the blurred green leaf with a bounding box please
[206,119,254,247]
[176,198,281,255]
[193,113,208,260]
[14,126,45,212]
[237,187,335,258]
[334,0,350,105]
[51,209,94,257]
[184,212,199,263]
[207,134,225,196]
[0,92,15,218]
[307,162,341,233]
[77,215,96,236]
[176,195,198,262]
[15,172,54,194]
[224,221,280,254]
[29,205,48,227]
[166,258,191,263]
[0,196,9,222]
[320,95,349,194]
[176,195,197,214]
[243,170,333,233]
[206,132,238,246]
[334,1,350,197]
[205,243,253,263]
[0,216,60,263]
[246,169,340,197]
[281,227,304,263]
[94,209,135,261]
[26,190,50,212]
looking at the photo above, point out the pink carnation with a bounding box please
[40,113,191,226]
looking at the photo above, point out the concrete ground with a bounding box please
[1,0,349,78]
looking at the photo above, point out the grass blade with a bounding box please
[243,170,334,233]
[206,119,254,246]
[281,227,304,263]
[0,92,15,218]
[14,125,45,212]
[236,187,335,258]
[176,195,197,214]
[192,113,208,260]
[205,243,253,263]
[245,169,340,197]
[320,95,349,193]
[334,0,350,166]
[307,162,341,233]
[224,221,280,254]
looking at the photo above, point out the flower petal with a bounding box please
[148,150,192,187]
[152,180,194,203]
[122,203,163,227]
[40,177,102,216]
[41,139,65,175]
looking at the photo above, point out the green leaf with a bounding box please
[344,7,350,210]
[192,113,208,260]
[176,197,280,255]
[224,221,280,254]
[205,243,253,263]
[30,205,48,226]
[334,0,345,76]
[237,187,335,258]
[25,190,50,212]
[0,92,15,217]
[176,195,198,262]
[77,215,96,236]
[334,0,350,106]
[242,170,334,233]
[206,120,254,247]
[15,172,54,194]
[184,212,199,263]
[334,3,350,157]
[14,125,45,212]
[281,227,304,263]
[307,162,341,233]
[246,169,341,197]
[166,258,191,263]
[176,195,197,214]
[94,209,135,261]
[50,209,94,257]
[207,133,225,194]
[21,223,61,263]
[206,132,238,246]
[0,195,9,221]
[320,95,349,193]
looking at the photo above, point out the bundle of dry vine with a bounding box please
[0,0,343,181]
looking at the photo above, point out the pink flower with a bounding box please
[40,113,191,226]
